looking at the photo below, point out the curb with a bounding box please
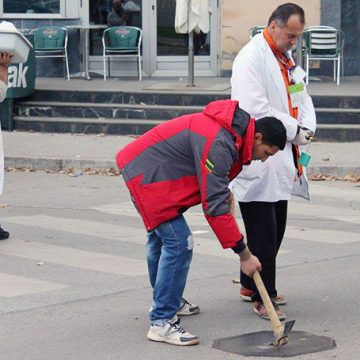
[4,156,360,177]
[4,157,117,171]
[307,166,360,177]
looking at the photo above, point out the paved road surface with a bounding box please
[0,172,359,359]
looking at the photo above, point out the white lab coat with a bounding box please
[0,80,6,194]
[229,33,316,202]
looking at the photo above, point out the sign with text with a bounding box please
[6,34,36,99]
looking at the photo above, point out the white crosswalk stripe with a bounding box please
[4,215,243,259]
[0,273,68,298]
[0,185,358,311]
[92,202,360,244]
[1,185,359,301]
[309,183,360,202]
[0,238,148,276]
[288,201,360,225]
[93,199,360,227]
[285,226,359,244]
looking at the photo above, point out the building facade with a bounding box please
[0,0,358,78]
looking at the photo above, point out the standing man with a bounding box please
[230,3,316,320]
[116,99,287,346]
[0,52,12,240]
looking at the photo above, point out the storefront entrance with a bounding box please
[86,0,219,77]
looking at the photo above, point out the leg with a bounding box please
[146,217,199,346]
[0,224,9,240]
[274,200,288,256]
[65,51,70,81]
[103,52,107,81]
[273,200,288,297]
[148,215,193,326]
[239,201,277,301]
[146,230,162,290]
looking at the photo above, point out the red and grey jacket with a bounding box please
[116,99,255,250]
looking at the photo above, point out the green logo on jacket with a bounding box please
[205,158,215,173]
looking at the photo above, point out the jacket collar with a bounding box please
[240,117,255,165]
[228,117,255,179]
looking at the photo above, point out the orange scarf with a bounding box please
[263,28,302,175]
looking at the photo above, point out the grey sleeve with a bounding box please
[202,133,238,216]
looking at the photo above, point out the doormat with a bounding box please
[142,83,230,91]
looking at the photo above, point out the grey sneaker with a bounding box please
[253,300,286,321]
[177,298,200,316]
[147,316,199,346]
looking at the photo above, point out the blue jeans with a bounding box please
[147,215,193,326]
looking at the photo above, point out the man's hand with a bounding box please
[240,254,262,277]
[238,245,261,277]
[292,126,314,146]
[0,53,12,85]
[0,52,12,67]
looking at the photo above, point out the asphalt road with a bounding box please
[0,172,359,360]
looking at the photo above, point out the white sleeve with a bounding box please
[231,51,298,141]
[0,80,7,103]
[298,91,317,134]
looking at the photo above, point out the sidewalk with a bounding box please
[3,131,360,177]
[34,75,360,96]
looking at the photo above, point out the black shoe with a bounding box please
[0,226,9,240]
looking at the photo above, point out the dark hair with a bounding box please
[255,117,287,150]
[267,3,305,27]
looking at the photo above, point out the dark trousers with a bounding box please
[239,200,288,302]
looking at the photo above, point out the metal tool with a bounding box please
[253,271,295,346]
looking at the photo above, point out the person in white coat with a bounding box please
[0,52,12,240]
[229,3,316,320]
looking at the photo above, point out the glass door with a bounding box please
[85,0,143,77]
[143,0,218,77]
[89,0,142,55]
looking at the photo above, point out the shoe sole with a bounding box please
[147,333,199,346]
[240,294,253,302]
[275,298,287,306]
[253,308,286,321]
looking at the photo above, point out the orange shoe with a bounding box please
[240,287,254,302]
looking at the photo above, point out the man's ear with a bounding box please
[254,132,263,145]
[269,21,276,32]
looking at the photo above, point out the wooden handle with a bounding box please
[253,271,284,338]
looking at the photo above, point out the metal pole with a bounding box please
[188,31,195,87]
[84,27,91,80]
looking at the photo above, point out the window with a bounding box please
[1,0,78,18]
[4,0,60,14]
